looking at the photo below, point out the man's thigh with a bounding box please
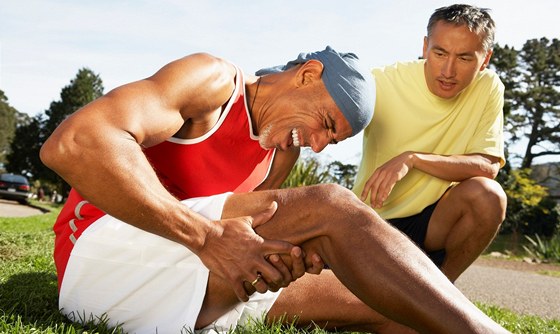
[425,177,506,251]
[424,182,476,251]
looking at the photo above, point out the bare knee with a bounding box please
[304,183,371,227]
[463,177,507,227]
[304,183,357,200]
[311,183,366,208]
[285,183,379,257]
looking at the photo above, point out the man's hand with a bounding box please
[197,201,298,302]
[263,246,325,292]
[361,152,414,208]
[248,203,325,293]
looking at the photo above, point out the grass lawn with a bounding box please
[1,202,559,334]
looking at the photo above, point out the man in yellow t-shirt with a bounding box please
[353,4,507,282]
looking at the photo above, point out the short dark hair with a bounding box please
[427,4,495,52]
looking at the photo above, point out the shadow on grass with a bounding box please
[0,271,68,327]
[1,272,128,333]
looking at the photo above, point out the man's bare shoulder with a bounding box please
[155,52,236,86]
[143,52,236,115]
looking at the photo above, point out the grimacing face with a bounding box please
[258,83,352,153]
[423,21,492,99]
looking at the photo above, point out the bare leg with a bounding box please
[425,177,507,281]
[197,270,416,333]
[268,270,418,333]
[197,184,508,333]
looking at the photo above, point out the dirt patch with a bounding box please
[0,244,23,261]
[475,256,560,274]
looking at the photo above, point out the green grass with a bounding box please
[538,270,560,278]
[1,204,559,333]
[478,304,560,334]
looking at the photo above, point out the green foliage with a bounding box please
[503,169,548,207]
[6,115,45,177]
[0,90,18,165]
[43,68,104,138]
[6,68,104,195]
[324,161,357,189]
[499,168,558,236]
[489,44,519,120]
[0,91,31,168]
[484,233,534,257]
[491,38,560,168]
[523,234,560,263]
[281,156,329,188]
[281,154,358,189]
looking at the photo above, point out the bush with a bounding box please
[523,233,560,263]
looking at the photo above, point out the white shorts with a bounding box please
[59,193,281,334]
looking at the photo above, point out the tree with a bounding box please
[6,115,44,177]
[7,68,104,194]
[281,155,330,188]
[491,38,560,168]
[281,150,358,189]
[43,68,104,137]
[325,161,357,189]
[0,91,18,166]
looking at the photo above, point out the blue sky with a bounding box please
[1,0,559,165]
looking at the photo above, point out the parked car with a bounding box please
[0,173,31,204]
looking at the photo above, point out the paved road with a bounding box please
[0,199,45,217]
[456,263,560,320]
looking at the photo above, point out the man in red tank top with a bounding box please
[41,47,508,334]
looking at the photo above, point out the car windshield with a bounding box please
[0,174,28,183]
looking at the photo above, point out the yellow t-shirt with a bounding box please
[352,60,505,219]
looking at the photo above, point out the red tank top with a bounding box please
[53,67,275,287]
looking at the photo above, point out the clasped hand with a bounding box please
[197,201,324,302]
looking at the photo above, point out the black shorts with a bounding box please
[388,202,446,268]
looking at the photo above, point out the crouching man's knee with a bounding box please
[466,177,507,228]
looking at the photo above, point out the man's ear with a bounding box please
[422,36,429,59]
[295,59,324,87]
[480,49,493,71]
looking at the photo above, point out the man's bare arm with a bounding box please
[361,152,502,208]
[40,53,295,301]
